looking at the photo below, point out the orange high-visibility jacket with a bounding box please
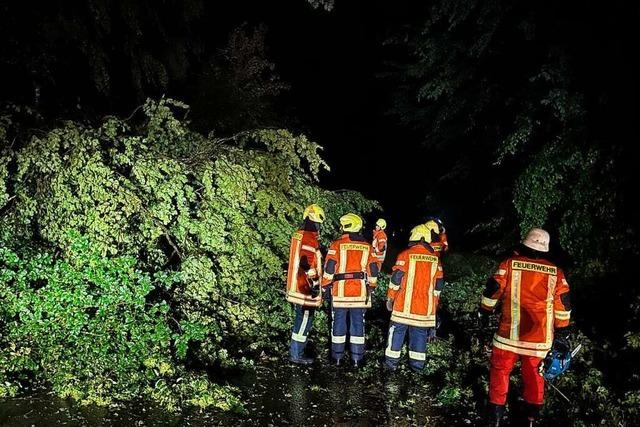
[481,254,571,357]
[286,229,323,308]
[387,242,444,327]
[322,233,379,308]
[372,229,388,263]
[431,232,449,256]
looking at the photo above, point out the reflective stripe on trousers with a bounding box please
[331,307,366,361]
[289,305,315,358]
[384,321,430,371]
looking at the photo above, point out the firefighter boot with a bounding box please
[289,355,313,365]
[487,403,505,426]
[523,402,542,426]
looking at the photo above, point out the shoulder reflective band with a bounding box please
[554,310,571,320]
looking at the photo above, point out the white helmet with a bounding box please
[522,228,550,252]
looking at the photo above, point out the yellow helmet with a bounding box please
[303,204,325,223]
[424,220,440,235]
[409,224,433,243]
[376,218,387,230]
[340,213,363,233]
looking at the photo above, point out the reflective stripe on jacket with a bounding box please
[481,254,571,357]
[322,233,378,308]
[286,229,323,308]
[387,241,444,327]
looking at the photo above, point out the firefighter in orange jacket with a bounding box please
[285,204,325,365]
[322,213,379,367]
[425,217,448,256]
[384,222,444,371]
[478,228,571,425]
[372,218,388,268]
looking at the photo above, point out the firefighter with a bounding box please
[322,213,379,367]
[384,222,444,371]
[372,218,388,268]
[285,204,325,365]
[425,217,448,256]
[478,228,571,425]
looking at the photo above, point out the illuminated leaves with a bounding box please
[0,98,376,408]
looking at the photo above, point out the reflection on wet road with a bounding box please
[1,358,442,426]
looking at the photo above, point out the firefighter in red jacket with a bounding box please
[322,213,379,367]
[425,217,448,256]
[478,228,571,425]
[372,218,388,268]
[285,204,325,365]
[385,222,443,371]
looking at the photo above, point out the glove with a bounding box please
[477,309,493,350]
[552,328,571,355]
[309,278,320,298]
[386,298,394,312]
[477,309,491,329]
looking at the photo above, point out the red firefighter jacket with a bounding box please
[372,229,388,264]
[387,242,444,327]
[285,229,323,308]
[321,233,379,308]
[480,253,571,357]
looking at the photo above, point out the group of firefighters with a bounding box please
[285,204,572,425]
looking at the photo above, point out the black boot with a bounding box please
[523,402,542,426]
[352,359,363,369]
[289,355,313,365]
[487,403,505,426]
[331,357,342,366]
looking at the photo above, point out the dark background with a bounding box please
[1,0,637,244]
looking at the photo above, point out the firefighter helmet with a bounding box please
[424,220,440,236]
[409,224,432,242]
[376,218,387,230]
[340,213,363,232]
[522,228,550,252]
[303,204,325,223]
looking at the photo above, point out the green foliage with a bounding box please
[0,98,376,408]
[0,235,238,410]
[439,253,494,323]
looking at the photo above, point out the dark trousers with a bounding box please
[289,305,315,358]
[384,321,430,371]
[331,307,366,361]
